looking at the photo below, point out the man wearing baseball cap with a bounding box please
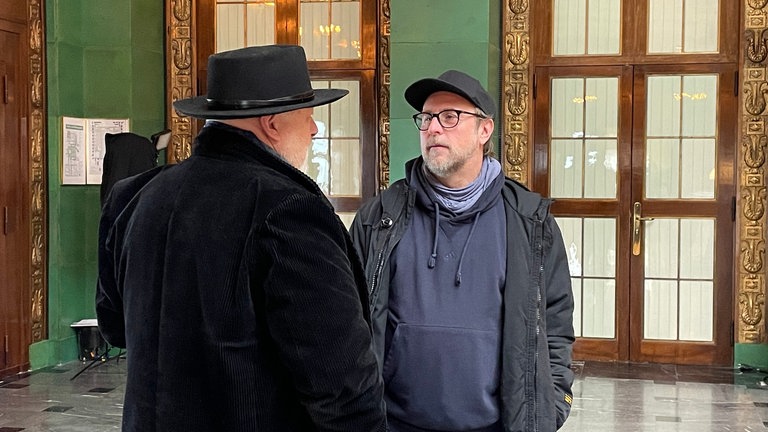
[96,45,386,431]
[350,70,575,432]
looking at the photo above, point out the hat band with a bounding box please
[206,90,316,110]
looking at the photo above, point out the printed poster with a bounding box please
[61,116,130,185]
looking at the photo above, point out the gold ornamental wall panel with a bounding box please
[166,0,195,163]
[739,0,768,343]
[29,0,47,343]
[378,0,391,189]
[501,0,530,185]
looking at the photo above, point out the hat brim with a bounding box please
[405,79,475,112]
[173,88,349,119]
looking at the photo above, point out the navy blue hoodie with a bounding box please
[384,158,507,431]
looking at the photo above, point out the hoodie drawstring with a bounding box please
[427,205,481,287]
[428,202,440,269]
[455,213,480,286]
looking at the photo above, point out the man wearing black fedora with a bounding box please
[96,45,386,431]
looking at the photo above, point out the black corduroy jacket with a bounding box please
[96,122,386,432]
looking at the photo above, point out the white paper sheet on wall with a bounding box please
[61,116,130,185]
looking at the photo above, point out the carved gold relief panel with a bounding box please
[166,0,195,163]
[501,0,530,184]
[740,0,768,343]
[29,0,47,343]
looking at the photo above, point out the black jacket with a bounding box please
[96,122,386,432]
[350,169,575,432]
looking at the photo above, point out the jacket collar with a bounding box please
[192,121,322,194]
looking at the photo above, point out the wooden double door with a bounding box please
[533,64,736,365]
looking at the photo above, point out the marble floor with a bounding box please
[0,354,767,431]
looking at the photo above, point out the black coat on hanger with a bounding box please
[100,132,157,205]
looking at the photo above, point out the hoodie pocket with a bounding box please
[382,323,501,430]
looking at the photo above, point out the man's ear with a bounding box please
[257,114,280,142]
[479,118,494,143]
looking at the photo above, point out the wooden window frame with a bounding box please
[167,0,389,211]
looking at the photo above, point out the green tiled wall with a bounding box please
[389,0,501,182]
[31,0,165,368]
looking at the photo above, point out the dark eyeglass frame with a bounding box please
[412,109,488,131]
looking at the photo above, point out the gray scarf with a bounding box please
[423,156,502,214]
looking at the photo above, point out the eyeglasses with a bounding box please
[412,109,488,131]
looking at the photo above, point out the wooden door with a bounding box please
[628,64,735,365]
[0,17,31,377]
[533,64,735,365]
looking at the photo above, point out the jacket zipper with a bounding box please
[532,214,545,432]
[369,217,394,308]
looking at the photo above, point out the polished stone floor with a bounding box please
[1,354,767,431]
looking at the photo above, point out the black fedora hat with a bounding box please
[173,45,348,119]
[404,70,496,116]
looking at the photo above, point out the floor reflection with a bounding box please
[0,358,766,431]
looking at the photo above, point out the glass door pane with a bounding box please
[647,0,719,54]
[550,77,619,199]
[216,1,276,52]
[553,0,621,56]
[645,74,717,199]
[643,218,715,341]
[557,216,618,339]
[303,79,362,197]
[300,0,361,60]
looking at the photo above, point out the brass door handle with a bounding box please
[632,202,654,256]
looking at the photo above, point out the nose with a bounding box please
[426,115,443,134]
[311,119,319,137]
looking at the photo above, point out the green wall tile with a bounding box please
[46,44,61,116]
[47,117,63,188]
[56,42,85,117]
[83,48,132,116]
[391,0,491,43]
[131,48,166,137]
[51,0,83,44]
[132,0,165,51]
[735,343,768,369]
[82,0,131,47]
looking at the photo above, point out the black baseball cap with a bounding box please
[404,70,496,116]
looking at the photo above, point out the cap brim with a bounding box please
[173,88,348,119]
[404,78,474,112]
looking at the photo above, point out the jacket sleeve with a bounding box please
[543,215,576,429]
[256,193,386,432]
[95,195,126,348]
[96,167,164,349]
